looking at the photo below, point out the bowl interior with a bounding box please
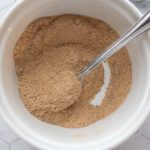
[0,0,150,149]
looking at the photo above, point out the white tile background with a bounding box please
[0,0,150,149]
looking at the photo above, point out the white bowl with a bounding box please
[0,0,150,150]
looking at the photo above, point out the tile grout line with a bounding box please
[138,130,150,141]
[0,137,10,145]
[9,138,20,144]
[9,143,11,150]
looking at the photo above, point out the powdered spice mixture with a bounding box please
[13,14,131,128]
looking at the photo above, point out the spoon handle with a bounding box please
[78,9,150,80]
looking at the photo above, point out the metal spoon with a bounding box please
[78,9,150,80]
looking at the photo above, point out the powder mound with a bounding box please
[48,70,82,112]
[19,68,81,113]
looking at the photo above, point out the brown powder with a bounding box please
[19,69,82,113]
[13,14,131,128]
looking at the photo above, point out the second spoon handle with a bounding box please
[78,9,150,80]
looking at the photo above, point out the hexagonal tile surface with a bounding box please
[10,139,38,150]
[139,115,150,139]
[0,118,18,143]
[115,133,150,150]
[130,0,150,13]
[0,139,9,150]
